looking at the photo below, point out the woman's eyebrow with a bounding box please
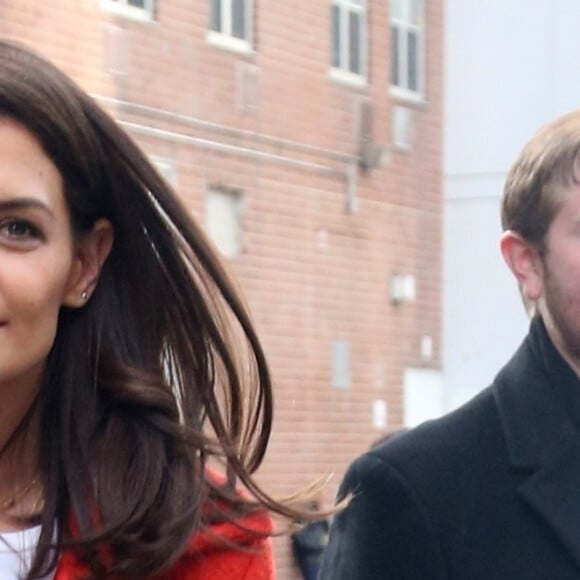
[0,197,55,219]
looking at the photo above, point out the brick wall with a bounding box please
[0,1,443,577]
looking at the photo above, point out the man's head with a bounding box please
[501,111,580,251]
[502,110,580,371]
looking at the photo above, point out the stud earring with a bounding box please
[81,290,88,301]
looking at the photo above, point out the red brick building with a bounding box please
[0,0,443,577]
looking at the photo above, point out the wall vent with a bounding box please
[104,23,129,76]
[237,62,260,113]
[393,105,413,151]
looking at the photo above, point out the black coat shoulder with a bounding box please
[370,385,504,489]
[320,386,510,580]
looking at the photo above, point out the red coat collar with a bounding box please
[54,509,274,579]
[53,469,274,579]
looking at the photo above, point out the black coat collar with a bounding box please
[494,315,580,468]
[494,316,580,568]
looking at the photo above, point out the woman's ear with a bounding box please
[500,230,544,302]
[62,218,114,308]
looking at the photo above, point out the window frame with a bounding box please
[207,0,254,55]
[330,0,368,84]
[390,0,425,102]
[101,0,155,22]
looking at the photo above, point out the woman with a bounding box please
[0,40,302,579]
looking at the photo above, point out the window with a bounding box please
[208,0,253,53]
[101,0,155,20]
[206,187,244,258]
[331,0,367,80]
[390,0,424,98]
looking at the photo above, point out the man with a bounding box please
[319,111,580,579]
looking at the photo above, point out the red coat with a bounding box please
[53,504,275,579]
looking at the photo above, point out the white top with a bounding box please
[0,525,54,579]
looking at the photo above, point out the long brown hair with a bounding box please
[0,40,297,578]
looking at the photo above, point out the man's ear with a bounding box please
[62,218,114,308]
[500,230,544,302]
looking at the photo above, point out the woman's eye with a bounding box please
[0,219,41,240]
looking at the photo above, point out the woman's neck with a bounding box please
[0,396,42,532]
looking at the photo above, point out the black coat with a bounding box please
[320,317,580,579]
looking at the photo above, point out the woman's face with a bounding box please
[0,117,109,402]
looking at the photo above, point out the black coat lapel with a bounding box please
[495,316,580,569]
[518,445,580,570]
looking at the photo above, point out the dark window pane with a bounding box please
[232,0,246,39]
[391,26,400,86]
[210,0,221,32]
[349,11,361,74]
[331,5,340,67]
[128,0,146,6]
[408,30,418,91]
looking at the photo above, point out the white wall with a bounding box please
[444,177,528,409]
[403,368,444,427]
[443,0,580,408]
